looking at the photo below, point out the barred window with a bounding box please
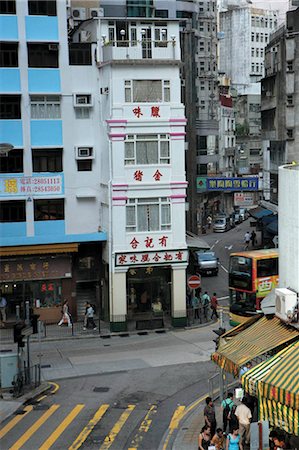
[30,95,61,119]
[126,197,171,232]
[125,79,170,102]
[125,134,170,165]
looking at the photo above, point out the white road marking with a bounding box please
[210,240,219,250]
[224,245,233,250]
[218,296,229,301]
[220,264,228,273]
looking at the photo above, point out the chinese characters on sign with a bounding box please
[129,236,168,250]
[133,170,163,182]
[0,257,71,282]
[132,106,161,118]
[115,249,188,267]
[0,175,64,197]
[196,176,259,192]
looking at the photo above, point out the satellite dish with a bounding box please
[0,143,14,156]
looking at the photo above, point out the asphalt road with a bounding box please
[0,223,251,450]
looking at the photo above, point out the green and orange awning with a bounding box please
[212,316,299,377]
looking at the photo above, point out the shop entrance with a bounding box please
[126,266,171,317]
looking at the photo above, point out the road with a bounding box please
[0,224,249,449]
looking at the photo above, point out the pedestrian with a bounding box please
[207,215,212,229]
[198,424,211,450]
[58,299,72,327]
[235,398,252,446]
[0,291,7,327]
[211,292,219,320]
[192,293,200,320]
[244,231,250,250]
[226,427,243,450]
[228,405,239,434]
[83,302,97,330]
[204,396,217,437]
[202,291,210,320]
[239,361,252,384]
[211,428,225,450]
[221,392,234,433]
[250,230,256,247]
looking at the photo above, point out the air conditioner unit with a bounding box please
[275,288,298,322]
[71,7,86,20]
[89,7,103,18]
[73,94,93,107]
[100,87,109,95]
[75,147,94,159]
[48,43,58,51]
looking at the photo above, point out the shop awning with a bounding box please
[211,316,299,377]
[242,341,299,435]
[249,207,274,220]
[0,243,79,256]
[266,217,278,235]
[186,233,210,250]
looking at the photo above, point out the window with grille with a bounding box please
[28,43,59,68]
[69,43,92,65]
[30,95,61,119]
[28,0,57,16]
[0,1,16,14]
[154,25,168,47]
[125,80,170,102]
[0,42,18,67]
[125,134,170,165]
[32,149,62,172]
[0,149,23,173]
[34,199,64,221]
[0,200,25,222]
[126,197,171,232]
[0,95,21,119]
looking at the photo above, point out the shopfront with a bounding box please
[0,249,75,324]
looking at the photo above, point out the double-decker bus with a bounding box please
[229,249,279,325]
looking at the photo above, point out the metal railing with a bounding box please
[12,364,41,398]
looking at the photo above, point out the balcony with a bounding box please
[100,39,181,66]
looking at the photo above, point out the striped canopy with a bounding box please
[212,316,299,377]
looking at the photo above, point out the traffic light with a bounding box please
[30,314,39,334]
[14,322,25,347]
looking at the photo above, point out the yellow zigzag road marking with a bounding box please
[69,404,109,450]
[10,404,60,450]
[129,404,157,449]
[0,405,33,439]
[39,404,85,450]
[99,405,135,450]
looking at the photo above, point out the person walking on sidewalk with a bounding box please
[192,293,200,320]
[84,302,97,330]
[244,232,250,250]
[221,392,235,433]
[198,425,211,450]
[211,428,225,450]
[226,427,243,450]
[235,398,252,447]
[211,292,219,320]
[58,299,72,327]
[204,396,217,437]
[250,230,256,248]
[202,291,210,321]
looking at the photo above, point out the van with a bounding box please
[213,215,231,232]
[195,251,219,276]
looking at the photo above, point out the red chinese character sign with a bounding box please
[132,106,143,118]
[115,249,188,267]
[134,170,143,182]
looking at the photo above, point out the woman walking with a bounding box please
[58,300,72,327]
[198,425,211,450]
[226,427,243,450]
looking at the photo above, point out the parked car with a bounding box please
[232,211,241,224]
[213,215,231,232]
[195,251,219,276]
[234,208,249,222]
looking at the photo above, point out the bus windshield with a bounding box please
[229,256,252,291]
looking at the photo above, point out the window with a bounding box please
[287,61,293,72]
[199,21,204,32]
[251,63,255,73]
[125,80,170,102]
[125,134,170,165]
[77,160,92,171]
[126,197,171,232]
[30,95,61,119]
[34,199,64,221]
[0,95,21,119]
[69,43,92,65]
[287,95,294,106]
[257,258,278,277]
[0,42,18,67]
[155,9,168,18]
[0,1,16,14]
[154,26,167,47]
[28,0,56,16]
[256,63,259,72]
[251,33,254,42]
[199,41,205,52]
[250,148,260,156]
[256,33,259,42]
[251,48,254,57]
[200,81,205,91]
[260,33,264,42]
[28,43,59,68]
[32,149,62,172]
[0,149,23,173]
[287,129,294,139]
[0,200,25,222]
[256,48,259,57]
[75,108,90,119]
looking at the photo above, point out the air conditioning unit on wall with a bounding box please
[75,147,94,159]
[275,288,298,322]
[73,94,93,107]
[71,7,86,21]
[89,7,104,18]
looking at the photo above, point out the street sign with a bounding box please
[21,326,33,337]
[187,275,201,290]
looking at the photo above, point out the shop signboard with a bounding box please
[0,256,71,282]
[234,192,254,206]
[0,174,64,197]
[196,176,259,192]
[115,249,188,267]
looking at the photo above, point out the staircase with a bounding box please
[76,283,96,319]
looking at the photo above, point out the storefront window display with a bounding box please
[126,266,171,315]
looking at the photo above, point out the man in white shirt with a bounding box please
[83,303,97,330]
[235,398,252,445]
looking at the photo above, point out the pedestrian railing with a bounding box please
[12,363,41,398]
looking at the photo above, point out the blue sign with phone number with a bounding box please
[196,176,259,191]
